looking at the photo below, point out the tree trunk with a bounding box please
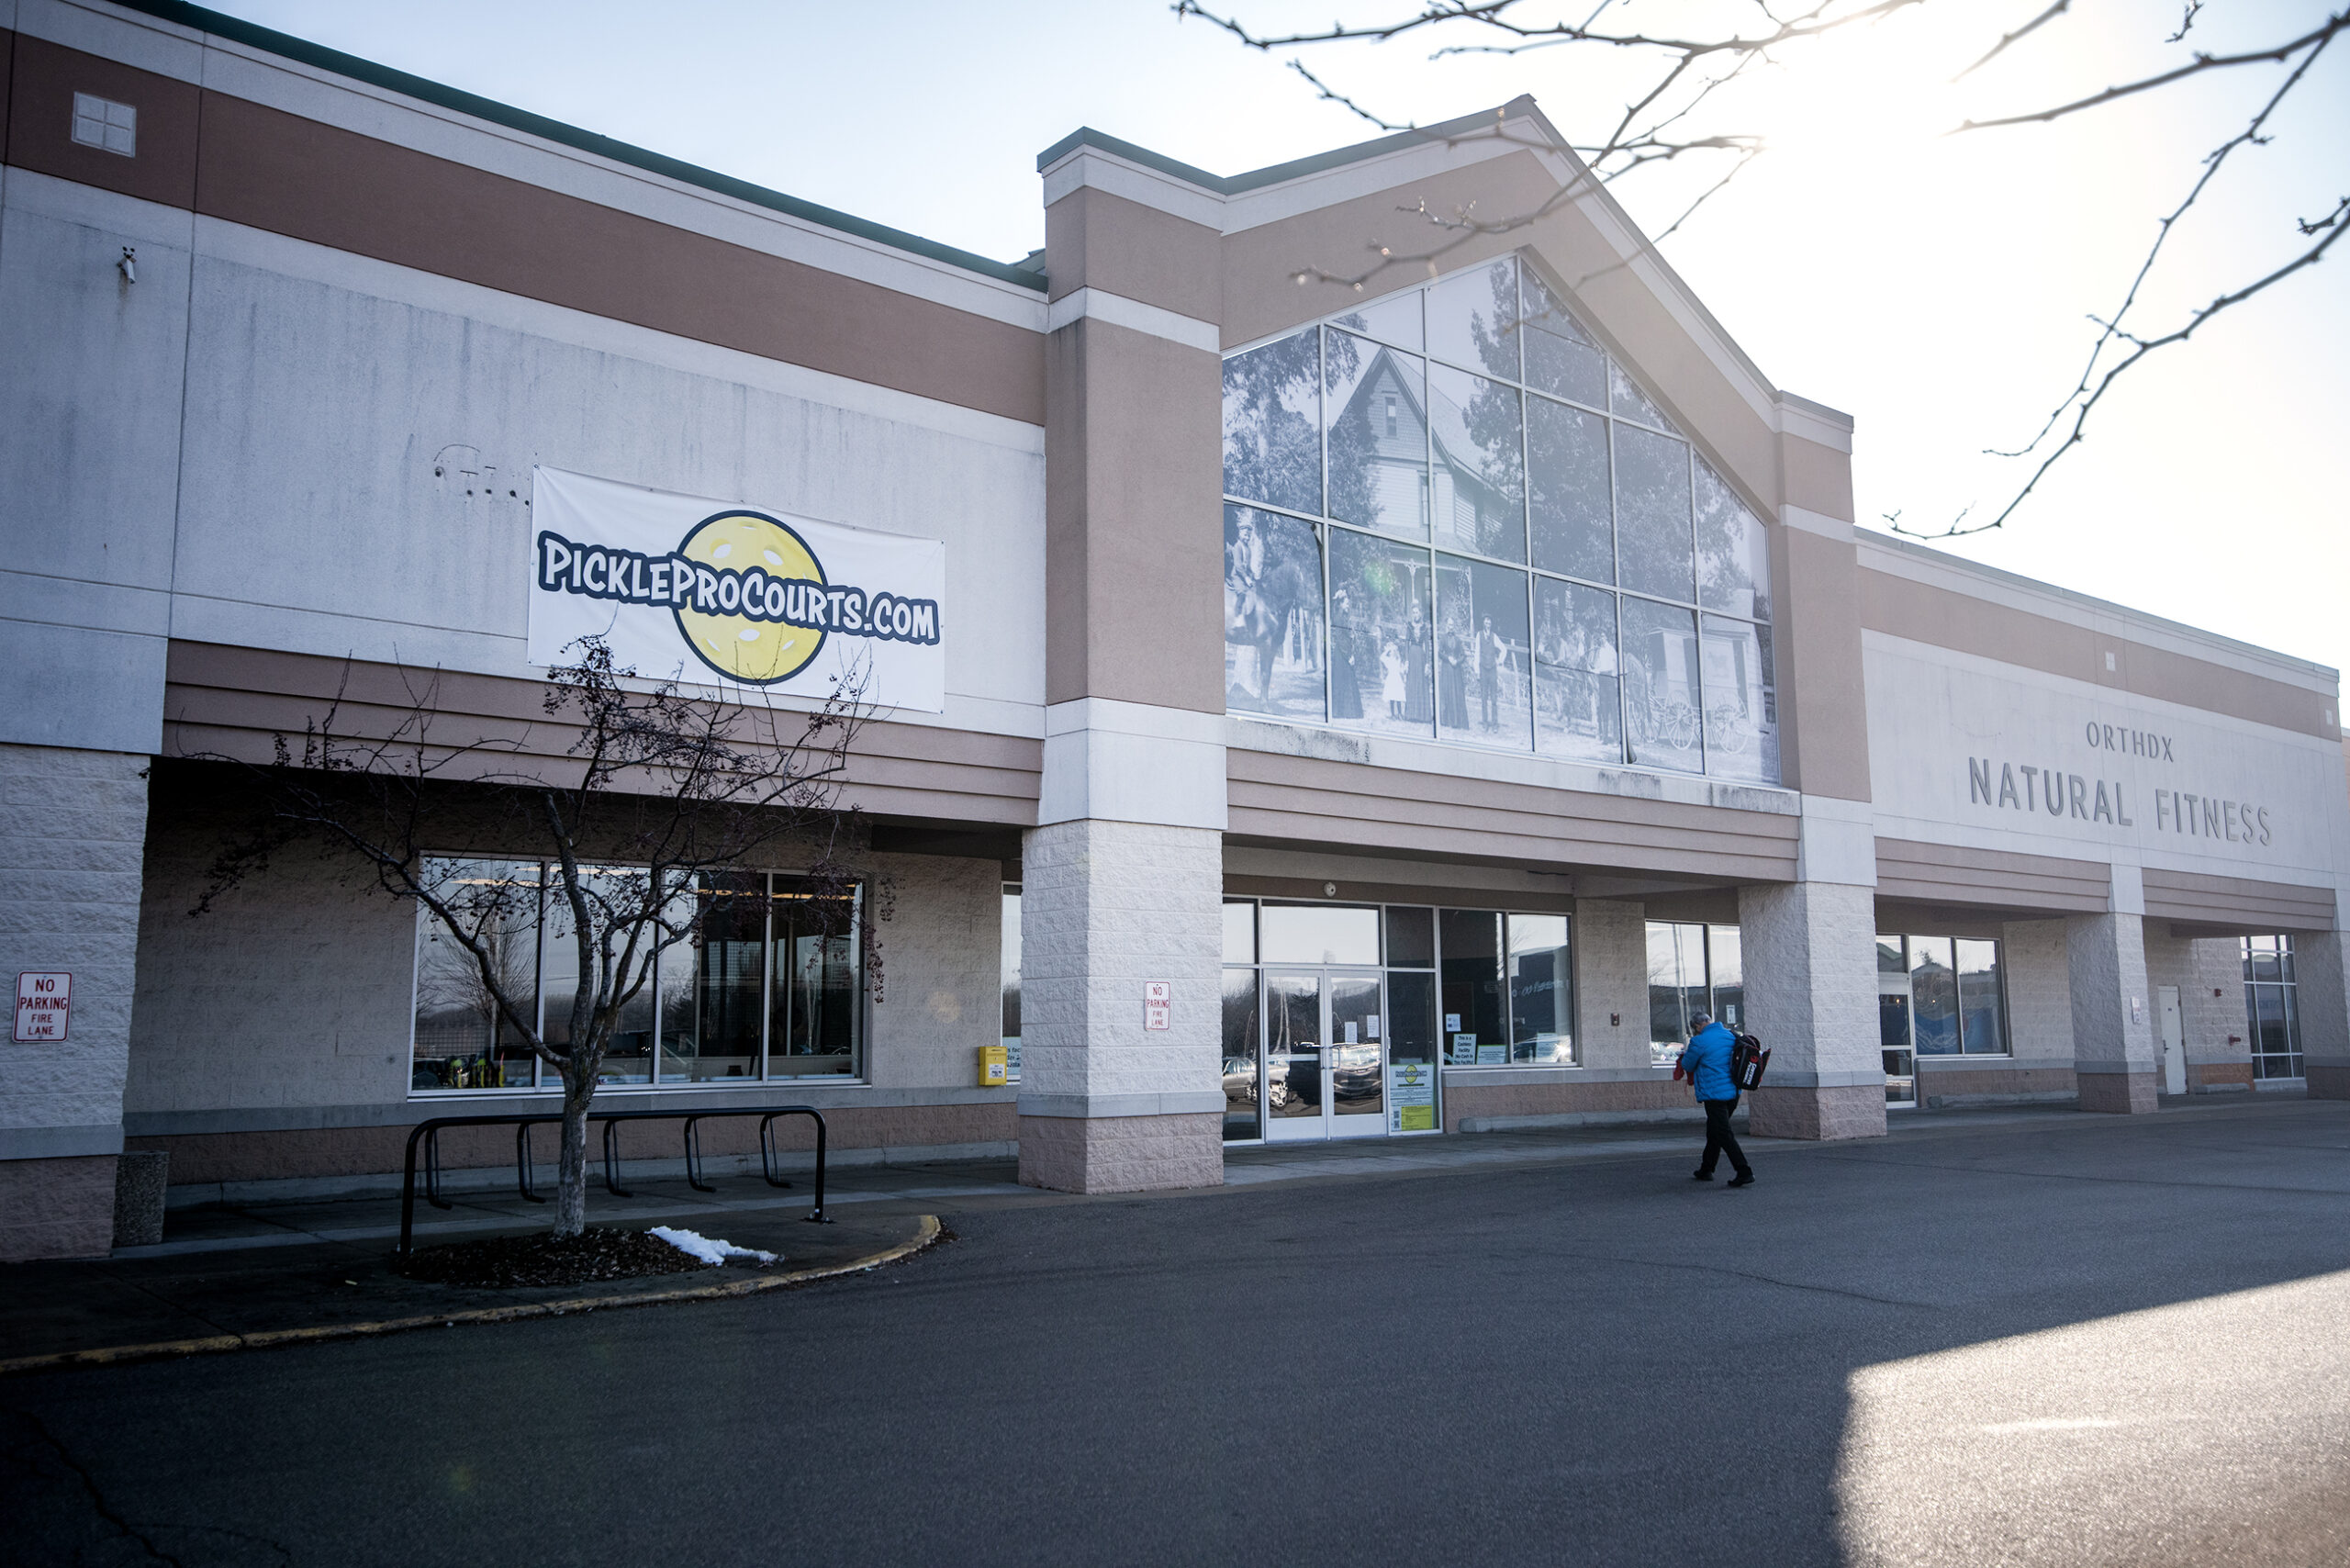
[553,1071,593,1238]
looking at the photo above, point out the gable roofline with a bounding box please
[98,0,1048,291]
[1036,99,1535,193]
[1040,99,1852,438]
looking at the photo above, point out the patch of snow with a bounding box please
[647,1226,778,1267]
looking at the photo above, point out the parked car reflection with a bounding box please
[1330,1043,1382,1106]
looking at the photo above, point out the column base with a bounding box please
[2077,1070,2158,1114]
[1018,1113,1224,1193]
[1746,1084,1886,1141]
[2304,1063,2350,1101]
[0,1155,120,1260]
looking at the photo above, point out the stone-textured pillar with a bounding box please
[1016,820,1225,1190]
[2297,921,2350,1101]
[1571,898,1650,1072]
[1998,919,2075,1061]
[1738,879,1886,1138]
[2066,912,2159,1113]
[1019,138,1231,1191]
[0,745,150,1260]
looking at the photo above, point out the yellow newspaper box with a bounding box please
[979,1044,1009,1087]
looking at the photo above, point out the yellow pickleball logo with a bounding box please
[672,510,827,684]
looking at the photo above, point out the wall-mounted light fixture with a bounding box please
[118,246,136,284]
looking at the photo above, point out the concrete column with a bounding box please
[1998,919,2075,1061]
[1021,147,1230,1191]
[1571,897,1649,1071]
[1738,878,1886,1138]
[2296,923,2350,1101]
[0,745,151,1260]
[1016,818,1225,1191]
[2065,912,2159,1113]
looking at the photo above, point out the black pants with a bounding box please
[1698,1097,1751,1178]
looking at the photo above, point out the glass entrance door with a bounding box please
[1263,970,1388,1141]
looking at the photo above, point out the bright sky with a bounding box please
[207,1,2350,686]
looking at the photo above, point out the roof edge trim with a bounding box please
[99,0,1048,291]
[1036,97,1544,195]
[1856,529,2342,686]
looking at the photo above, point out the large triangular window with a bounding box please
[1221,252,1776,784]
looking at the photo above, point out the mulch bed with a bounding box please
[397,1226,724,1289]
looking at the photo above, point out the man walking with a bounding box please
[1679,1013,1753,1187]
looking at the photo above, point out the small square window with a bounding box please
[72,93,137,157]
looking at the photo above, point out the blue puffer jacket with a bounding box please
[1680,1022,1739,1102]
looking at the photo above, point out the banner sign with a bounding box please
[527,467,946,711]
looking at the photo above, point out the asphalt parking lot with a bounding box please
[5,1096,2345,1567]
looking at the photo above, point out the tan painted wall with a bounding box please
[1043,319,1225,711]
[1773,526,1872,801]
[1858,565,2337,741]
[1046,185,1221,320]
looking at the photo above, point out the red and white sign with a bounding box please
[1144,980,1170,1032]
[14,972,72,1042]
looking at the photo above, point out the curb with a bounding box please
[0,1215,942,1379]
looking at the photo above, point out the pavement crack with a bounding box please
[6,1406,185,1564]
[1557,1249,1934,1308]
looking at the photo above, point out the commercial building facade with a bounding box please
[4,0,2346,1258]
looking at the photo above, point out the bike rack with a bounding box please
[399,1104,831,1257]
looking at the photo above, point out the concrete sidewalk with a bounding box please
[0,1096,2300,1372]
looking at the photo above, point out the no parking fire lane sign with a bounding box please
[15,972,72,1042]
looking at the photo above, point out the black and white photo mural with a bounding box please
[1220,252,1778,784]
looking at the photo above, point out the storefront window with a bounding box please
[1222,252,1775,783]
[1222,965,1262,1141]
[411,859,542,1091]
[1646,921,1741,1067]
[1507,914,1573,1063]
[1878,935,1915,1105]
[1439,910,1506,1064]
[1261,902,1380,967]
[1218,898,1574,1141]
[663,872,763,1082]
[2242,935,2303,1079]
[1878,934,2009,1092]
[410,859,864,1092]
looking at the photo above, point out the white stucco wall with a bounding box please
[170,229,1046,732]
[0,174,184,755]
[1863,632,2348,895]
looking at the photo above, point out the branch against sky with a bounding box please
[1172,1,2350,537]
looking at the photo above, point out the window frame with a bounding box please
[408,857,868,1096]
[1221,252,1776,784]
[2241,935,2304,1080]
[1215,896,1584,1144]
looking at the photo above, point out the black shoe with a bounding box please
[1692,1169,1714,1182]
[1727,1171,1755,1188]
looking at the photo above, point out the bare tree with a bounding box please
[196,636,870,1239]
[1175,0,2347,535]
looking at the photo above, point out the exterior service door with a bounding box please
[1262,970,1388,1140]
[2158,986,2185,1095]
